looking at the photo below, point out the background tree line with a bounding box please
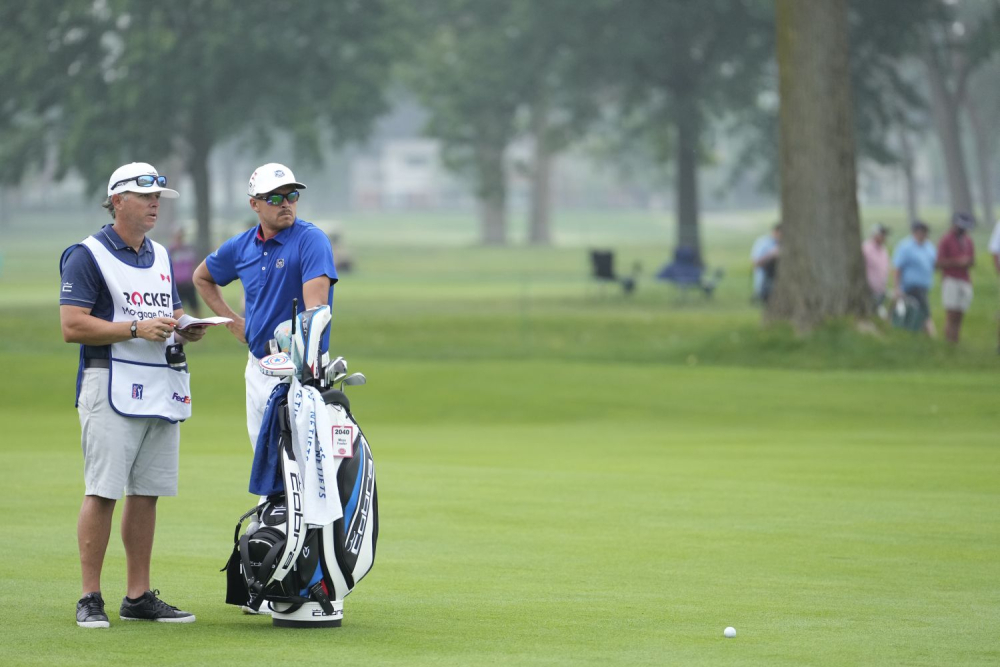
[1,0,998,327]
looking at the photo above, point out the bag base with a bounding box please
[271,600,343,628]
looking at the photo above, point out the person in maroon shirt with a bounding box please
[935,212,976,343]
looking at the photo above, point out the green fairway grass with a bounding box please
[1,209,998,665]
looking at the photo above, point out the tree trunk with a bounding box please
[476,142,507,245]
[221,141,237,215]
[966,98,995,227]
[157,155,185,239]
[769,0,870,329]
[188,144,213,260]
[925,55,975,216]
[674,96,701,260]
[898,126,919,223]
[528,98,553,246]
[479,196,506,245]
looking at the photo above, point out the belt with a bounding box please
[83,358,110,369]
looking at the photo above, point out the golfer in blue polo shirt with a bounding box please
[193,163,338,451]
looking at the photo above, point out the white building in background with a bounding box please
[350,138,471,211]
[382,139,440,207]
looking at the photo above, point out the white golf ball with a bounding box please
[724,626,737,638]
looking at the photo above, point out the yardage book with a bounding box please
[176,314,233,330]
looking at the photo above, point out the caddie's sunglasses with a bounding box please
[256,191,301,206]
[111,174,168,190]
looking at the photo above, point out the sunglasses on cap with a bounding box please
[255,191,300,206]
[111,174,168,190]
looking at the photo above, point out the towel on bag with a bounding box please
[249,382,290,496]
[289,377,344,526]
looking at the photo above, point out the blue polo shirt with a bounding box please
[59,224,182,361]
[892,236,937,290]
[205,218,338,358]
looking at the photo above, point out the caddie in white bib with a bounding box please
[79,236,192,422]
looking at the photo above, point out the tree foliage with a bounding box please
[401,0,605,244]
[594,0,774,257]
[732,0,943,193]
[2,0,401,254]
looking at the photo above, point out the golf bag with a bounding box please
[222,304,378,628]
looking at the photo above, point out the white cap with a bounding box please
[107,162,179,198]
[247,163,307,197]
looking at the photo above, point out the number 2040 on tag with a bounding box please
[332,425,354,458]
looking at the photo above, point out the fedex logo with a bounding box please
[171,393,191,404]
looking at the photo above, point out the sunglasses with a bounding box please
[256,191,300,206]
[111,174,168,190]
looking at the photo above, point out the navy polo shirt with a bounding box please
[205,218,338,358]
[59,224,182,361]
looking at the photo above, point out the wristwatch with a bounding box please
[130,320,138,338]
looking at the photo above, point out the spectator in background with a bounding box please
[936,212,976,344]
[169,229,200,316]
[862,224,891,318]
[988,219,1000,353]
[892,220,937,336]
[751,223,781,303]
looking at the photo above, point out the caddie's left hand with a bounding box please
[175,325,207,343]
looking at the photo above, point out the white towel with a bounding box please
[289,377,343,526]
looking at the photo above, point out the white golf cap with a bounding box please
[107,162,179,198]
[247,163,307,197]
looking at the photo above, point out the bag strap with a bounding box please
[232,504,263,545]
[239,528,288,611]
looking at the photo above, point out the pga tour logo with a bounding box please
[132,384,143,400]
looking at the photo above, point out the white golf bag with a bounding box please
[223,303,378,628]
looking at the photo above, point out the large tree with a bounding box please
[517,1,609,245]
[598,0,773,260]
[0,1,105,221]
[8,0,399,256]
[402,0,616,246]
[918,0,1000,219]
[400,1,528,244]
[966,60,1000,227]
[768,0,870,328]
[730,0,942,219]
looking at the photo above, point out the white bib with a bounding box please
[80,236,192,422]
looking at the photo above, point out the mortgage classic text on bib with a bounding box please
[80,236,192,422]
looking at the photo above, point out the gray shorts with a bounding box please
[77,369,179,499]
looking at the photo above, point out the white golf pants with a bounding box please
[245,352,285,451]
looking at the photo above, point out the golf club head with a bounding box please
[323,356,346,384]
[258,353,296,377]
[330,372,347,386]
[332,356,347,375]
[342,372,366,387]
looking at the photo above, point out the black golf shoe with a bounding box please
[119,589,195,623]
